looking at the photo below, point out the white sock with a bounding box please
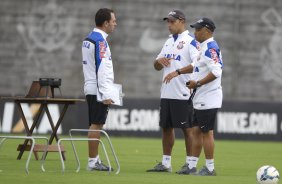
[186,156,192,164]
[188,156,199,169]
[206,159,214,172]
[162,155,171,168]
[88,155,100,165]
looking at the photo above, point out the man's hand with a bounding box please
[163,71,178,84]
[103,99,114,105]
[157,57,171,67]
[186,80,197,89]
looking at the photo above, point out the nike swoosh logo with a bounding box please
[200,126,205,128]
[180,122,187,124]
[139,28,166,53]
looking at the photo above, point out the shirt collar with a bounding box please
[93,28,108,39]
[170,30,189,41]
[180,30,189,36]
[201,37,214,46]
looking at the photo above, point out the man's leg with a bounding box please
[191,126,203,158]
[196,108,218,176]
[203,130,214,159]
[162,127,174,168]
[87,123,113,171]
[88,123,103,158]
[182,128,193,157]
[176,127,197,174]
[162,127,175,155]
[146,127,174,172]
[187,126,202,170]
[202,130,215,173]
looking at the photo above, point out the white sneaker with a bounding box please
[87,160,113,171]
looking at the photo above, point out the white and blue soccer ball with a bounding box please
[256,165,280,184]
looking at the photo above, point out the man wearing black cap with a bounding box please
[146,10,200,173]
[163,17,223,176]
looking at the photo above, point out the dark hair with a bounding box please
[95,8,114,27]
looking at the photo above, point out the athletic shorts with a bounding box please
[192,108,218,133]
[86,95,109,126]
[159,98,193,128]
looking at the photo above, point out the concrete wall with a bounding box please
[0,0,282,101]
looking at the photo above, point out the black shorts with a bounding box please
[159,99,193,128]
[192,108,218,133]
[86,95,109,126]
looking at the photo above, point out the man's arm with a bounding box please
[187,72,217,89]
[154,60,163,71]
[154,58,171,71]
[163,64,194,84]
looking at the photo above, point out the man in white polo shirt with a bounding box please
[146,10,200,173]
[164,17,223,176]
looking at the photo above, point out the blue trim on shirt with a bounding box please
[188,33,195,38]
[86,31,105,73]
[172,34,178,42]
[190,39,198,49]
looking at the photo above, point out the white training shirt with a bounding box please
[192,37,223,109]
[82,28,114,100]
[156,30,200,100]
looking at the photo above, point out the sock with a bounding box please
[186,156,192,164]
[162,155,171,168]
[188,156,199,169]
[88,155,100,166]
[206,159,215,172]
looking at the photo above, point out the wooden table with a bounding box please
[1,97,84,160]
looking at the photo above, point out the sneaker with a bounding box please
[176,163,197,175]
[196,166,216,176]
[146,162,172,172]
[87,160,114,171]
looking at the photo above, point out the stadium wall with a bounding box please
[1,99,282,141]
[0,0,282,102]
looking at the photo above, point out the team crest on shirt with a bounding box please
[209,48,219,63]
[177,41,185,49]
[99,41,106,59]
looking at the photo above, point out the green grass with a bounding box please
[0,135,281,184]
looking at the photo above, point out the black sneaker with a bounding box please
[146,162,172,172]
[87,161,114,171]
[196,166,216,176]
[176,163,197,174]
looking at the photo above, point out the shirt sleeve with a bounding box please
[204,47,223,78]
[189,39,201,63]
[96,40,114,100]
[156,40,169,60]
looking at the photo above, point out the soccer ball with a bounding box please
[256,165,280,184]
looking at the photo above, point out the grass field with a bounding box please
[0,135,281,184]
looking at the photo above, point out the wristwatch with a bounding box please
[196,81,202,87]
[176,69,181,75]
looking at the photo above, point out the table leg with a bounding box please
[44,103,69,160]
[16,102,43,160]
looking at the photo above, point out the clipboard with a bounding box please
[97,83,123,106]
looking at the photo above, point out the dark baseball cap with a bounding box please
[163,10,186,21]
[190,17,216,32]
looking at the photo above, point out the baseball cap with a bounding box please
[190,17,216,32]
[163,10,186,21]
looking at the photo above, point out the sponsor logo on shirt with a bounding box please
[164,54,181,61]
[99,41,106,59]
[209,48,219,63]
